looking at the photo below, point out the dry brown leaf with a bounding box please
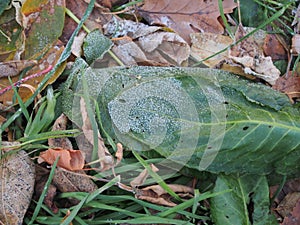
[115,143,123,166]
[80,97,114,171]
[0,42,65,106]
[0,60,37,78]
[276,192,300,218]
[273,72,300,102]
[104,18,190,66]
[34,166,58,213]
[135,184,194,207]
[138,0,237,43]
[191,32,233,67]
[0,143,35,225]
[281,198,300,225]
[229,25,280,85]
[52,167,97,194]
[39,148,85,171]
[130,164,159,188]
[263,34,287,60]
[48,113,73,149]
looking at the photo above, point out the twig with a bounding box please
[0,66,53,96]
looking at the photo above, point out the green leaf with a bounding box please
[0,0,10,16]
[210,174,277,225]
[62,66,300,175]
[233,0,267,27]
[83,29,113,64]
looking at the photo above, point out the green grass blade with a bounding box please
[28,157,59,225]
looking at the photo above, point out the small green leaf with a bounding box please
[210,174,277,225]
[83,29,113,64]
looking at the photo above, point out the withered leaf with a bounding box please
[282,197,300,225]
[136,184,194,207]
[276,192,300,218]
[229,25,280,85]
[0,60,37,77]
[130,164,159,188]
[138,0,237,43]
[39,148,85,171]
[273,72,300,102]
[0,143,35,225]
[48,113,73,149]
[80,97,114,171]
[0,42,66,106]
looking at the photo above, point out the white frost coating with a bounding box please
[108,76,200,168]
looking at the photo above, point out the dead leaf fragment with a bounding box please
[80,97,114,171]
[273,72,300,101]
[0,144,35,225]
[48,113,73,149]
[191,32,233,67]
[0,60,37,77]
[276,192,300,218]
[229,25,280,85]
[130,164,159,187]
[39,148,85,171]
[138,0,237,43]
[282,197,300,225]
[136,184,194,207]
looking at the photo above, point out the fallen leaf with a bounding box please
[276,192,300,218]
[0,142,35,225]
[138,0,237,43]
[104,19,190,66]
[136,184,194,207]
[281,198,300,225]
[273,72,300,102]
[191,32,233,67]
[229,25,280,85]
[34,166,58,213]
[263,34,287,60]
[21,0,65,59]
[61,0,111,43]
[130,164,159,188]
[39,148,85,171]
[0,60,37,77]
[48,113,73,149]
[80,97,114,171]
[0,41,66,106]
[52,167,97,194]
[0,7,24,60]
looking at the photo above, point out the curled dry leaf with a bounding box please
[191,25,280,84]
[138,0,237,43]
[130,164,159,188]
[104,18,190,66]
[80,97,114,171]
[229,25,280,85]
[136,184,194,207]
[0,142,35,225]
[48,113,73,149]
[39,148,85,171]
